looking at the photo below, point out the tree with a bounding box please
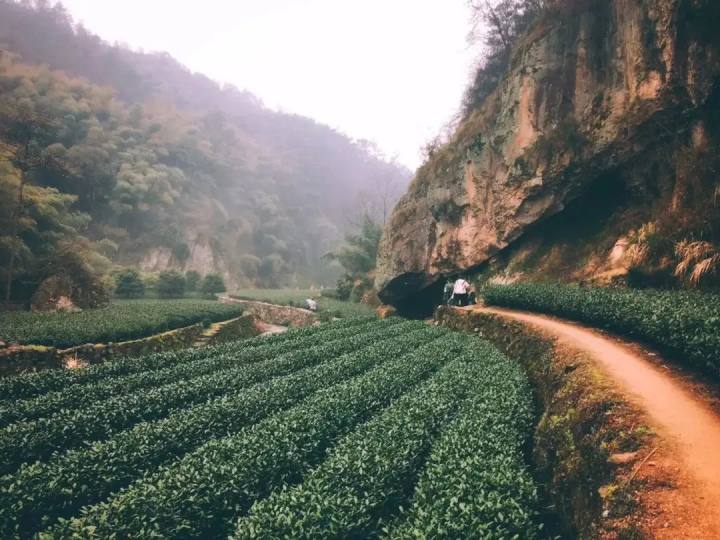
[156,270,185,298]
[324,215,383,302]
[463,0,551,114]
[201,274,226,298]
[115,269,145,298]
[0,104,63,305]
[185,270,201,292]
[353,168,404,226]
[324,215,383,276]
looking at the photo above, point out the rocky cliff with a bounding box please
[377,0,720,307]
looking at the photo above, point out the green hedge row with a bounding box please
[0,317,366,404]
[233,345,488,538]
[0,320,399,475]
[483,284,720,379]
[387,344,539,539]
[44,328,459,539]
[1,321,434,537]
[0,299,246,348]
[0,318,389,428]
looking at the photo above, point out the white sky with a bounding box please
[59,0,480,170]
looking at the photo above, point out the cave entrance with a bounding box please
[393,279,446,319]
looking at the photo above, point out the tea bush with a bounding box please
[0,318,540,538]
[483,283,720,379]
[0,299,244,348]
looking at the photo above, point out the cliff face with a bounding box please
[377,0,720,305]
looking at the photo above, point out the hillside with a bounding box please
[376,0,720,311]
[0,0,409,304]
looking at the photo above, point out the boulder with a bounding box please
[375,304,397,319]
[31,275,77,312]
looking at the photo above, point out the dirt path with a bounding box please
[476,306,720,538]
[255,321,287,336]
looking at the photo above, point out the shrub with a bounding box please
[185,271,201,292]
[156,271,186,298]
[114,269,146,298]
[201,273,226,298]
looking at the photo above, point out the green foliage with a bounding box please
[387,342,539,539]
[335,274,354,300]
[325,215,382,276]
[44,323,450,538]
[0,320,410,536]
[0,318,362,403]
[234,337,537,539]
[0,299,242,348]
[184,270,200,292]
[201,273,226,298]
[483,283,720,379]
[0,1,410,294]
[0,320,400,486]
[114,269,145,298]
[155,271,185,298]
[0,318,539,538]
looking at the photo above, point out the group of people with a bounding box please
[443,276,476,307]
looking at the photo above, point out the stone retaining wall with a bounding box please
[201,314,261,346]
[0,345,61,377]
[60,323,206,366]
[0,313,259,377]
[222,297,319,327]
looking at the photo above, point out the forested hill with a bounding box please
[0,0,409,303]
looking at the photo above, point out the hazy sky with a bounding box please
[59,0,480,170]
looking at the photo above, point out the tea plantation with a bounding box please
[0,299,244,348]
[0,318,540,539]
[483,283,720,380]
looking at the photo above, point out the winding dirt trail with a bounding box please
[476,306,720,538]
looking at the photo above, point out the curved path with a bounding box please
[475,306,720,538]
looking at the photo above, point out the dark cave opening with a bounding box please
[393,278,446,319]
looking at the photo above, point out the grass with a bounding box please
[0,299,243,348]
[231,288,376,318]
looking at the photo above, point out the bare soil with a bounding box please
[478,306,720,539]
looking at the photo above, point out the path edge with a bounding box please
[436,305,655,539]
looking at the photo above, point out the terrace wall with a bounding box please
[0,314,260,376]
[221,298,319,327]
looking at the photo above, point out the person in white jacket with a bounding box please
[452,277,472,307]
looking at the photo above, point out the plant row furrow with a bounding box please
[44,330,462,539]
[0,322,434,537]
[233,349,486,539]
[0,318,392,428]
[0,316,366,404]
[0,320,396,475]
[385,343,540,539]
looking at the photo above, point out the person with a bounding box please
[305,297,318,312]
[452,276,471,307]
[442,279,454,305]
